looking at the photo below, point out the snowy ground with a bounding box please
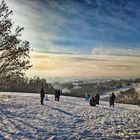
[0,92,140,140]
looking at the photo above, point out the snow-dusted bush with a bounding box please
[118,88,139,105]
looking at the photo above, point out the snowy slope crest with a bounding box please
[0,92,140,140]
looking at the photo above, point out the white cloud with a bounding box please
[92,46,140,57]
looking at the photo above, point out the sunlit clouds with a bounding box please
[26,50,140,78]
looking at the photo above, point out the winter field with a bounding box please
[0,92,140,140]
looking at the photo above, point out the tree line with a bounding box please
[1,76,55,94]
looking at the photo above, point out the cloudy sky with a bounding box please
[5,0,140,79]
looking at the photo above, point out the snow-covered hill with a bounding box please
[0,92,140,140]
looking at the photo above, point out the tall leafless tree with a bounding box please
[0,0,32,88]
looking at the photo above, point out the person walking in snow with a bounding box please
[40,87,45,105]
[55,89,58,101]
[109,92,116,107]
[95,94,100,105]
[57,89,61,101]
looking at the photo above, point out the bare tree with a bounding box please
[0,0,32,88]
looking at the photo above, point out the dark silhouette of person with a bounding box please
[55,89,61,101]
[40,87,45,105]
[109,92,116,107]
[55,89,58,101]
[89,96,96,106]
[57,89,61,101]
[95,94,100,105]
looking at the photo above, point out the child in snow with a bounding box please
[85,93,96,106]
[85,93,90,102]
[89,96,96,106]
[45,94,49,101]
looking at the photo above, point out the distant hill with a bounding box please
[53,79,140,105]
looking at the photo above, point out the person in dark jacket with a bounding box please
[57,89,61,101]
[57,89,62,101]
[40,87,45,105]
[95,94,100,105]
[109,92,116,107]
[55,89,58,101]
[89,96,96,106]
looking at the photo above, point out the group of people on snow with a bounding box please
[40,87,116,107]
[85,93,100,106]
[40,87,62,105]
[85,92,116,107]
[55,89,62,101]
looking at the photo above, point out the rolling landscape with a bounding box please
[0,0,140,139]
